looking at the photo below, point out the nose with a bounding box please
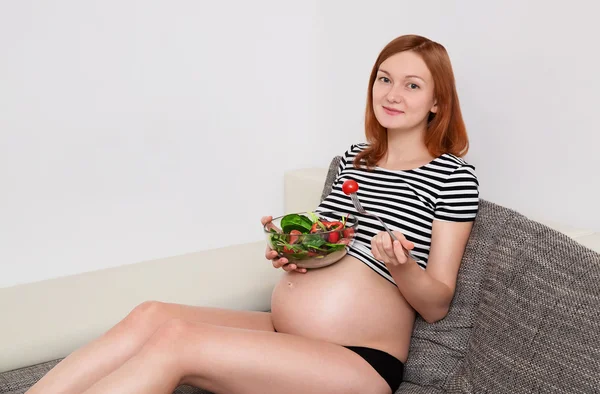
[386,83,403,104]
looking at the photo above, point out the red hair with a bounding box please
[354,34,469,169]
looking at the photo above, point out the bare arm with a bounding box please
[371,219,474,323]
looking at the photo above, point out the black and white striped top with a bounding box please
[316,143,480,285]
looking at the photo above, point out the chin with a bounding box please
[374,114,407,130]
[375,110,424,132]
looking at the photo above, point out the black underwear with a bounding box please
[344,346,404,393]
[272,329,403,392]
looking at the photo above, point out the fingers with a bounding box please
[262,215,283,233]
[392,239,409,264]
[266,248,282,263]
[262,215,304,273]
[265,245,276,260]
[371,232,392,264]
[371,232,409,265]
[272,255,288,268]
[283,264,307,273]
[381,233,395,257]
[371,233,382,260]
[261,216,273,226]
[401,239,414,250]
[266,247,287,268]
[380,233,398,264]
[280,261,307,273]
[265,246,307,273]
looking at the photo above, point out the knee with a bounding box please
[143,318,198,355]
[153,318,194,344]
[119,300,167,332]
[136,319,198,379]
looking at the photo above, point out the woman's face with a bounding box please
[372,51,437,132]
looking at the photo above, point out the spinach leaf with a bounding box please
[302,234,326,249]
[280,214,313,233]
[324,243,346,251]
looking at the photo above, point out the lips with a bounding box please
[382,106,404,115]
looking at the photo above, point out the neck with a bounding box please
[385,124,431,162]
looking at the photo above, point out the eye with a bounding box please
[378,76,391,83]
[407,83,420,90]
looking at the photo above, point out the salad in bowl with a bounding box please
[264,211,359,269]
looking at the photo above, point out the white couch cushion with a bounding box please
[0,241,283,372]
[575,233,600,253]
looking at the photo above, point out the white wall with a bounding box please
[0,0,321,287]
[2,0,599,288]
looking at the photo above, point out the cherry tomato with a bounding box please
[342,179,359,195]
[328,231,340,243]
[343,228,355,238]
[289,229,302,244]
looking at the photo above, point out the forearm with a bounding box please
[387,259,453,323]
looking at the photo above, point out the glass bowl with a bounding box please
[264,211,358,269]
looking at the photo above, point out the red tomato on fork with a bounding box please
[342,179,359,195]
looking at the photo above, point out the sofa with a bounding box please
[1,155,599,394]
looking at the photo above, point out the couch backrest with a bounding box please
[444,210,600,393]
[403,198,514,390]
[322,156,600,393]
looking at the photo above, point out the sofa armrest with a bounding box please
[0,167,330,373]
[0,241,284,373]
[529,216,600,253]
[284,168,329,214]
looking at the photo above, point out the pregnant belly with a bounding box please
[270,255,416,362]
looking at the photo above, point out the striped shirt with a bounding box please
[316,143,480,285]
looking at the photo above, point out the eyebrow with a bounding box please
[378,69,426,83]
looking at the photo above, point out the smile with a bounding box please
[382,106,404,116]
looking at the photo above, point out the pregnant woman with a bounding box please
[26,34,479,394]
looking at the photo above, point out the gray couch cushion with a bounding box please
[400,199,515,391]
[321,155,342,202]
[0,359,61,394]
[445,212,600,393]
[395,382,443,394]
[0,359,212,394]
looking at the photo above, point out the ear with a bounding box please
[430,99,438,114]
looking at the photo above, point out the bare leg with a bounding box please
[81,319,392,394]
[26,301,274,394]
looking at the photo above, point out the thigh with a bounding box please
[167,321,392,394]
[127,301,274,332]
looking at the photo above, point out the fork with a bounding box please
[349,193,420,262]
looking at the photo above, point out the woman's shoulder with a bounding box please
[346,142,369,151]
[336,142,369,160]
[439,153,477,173]
[439,153,471,166]
[438,153,479,187]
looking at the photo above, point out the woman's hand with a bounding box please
[261,216,307,273]
[371,231,416,267]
